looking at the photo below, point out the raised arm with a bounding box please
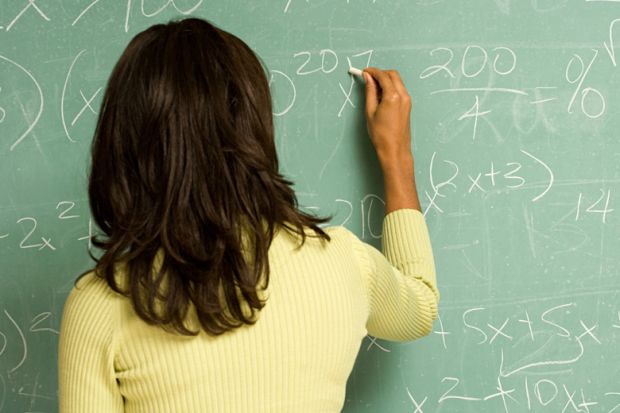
[356,67,439,341]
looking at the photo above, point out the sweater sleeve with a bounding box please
[58,273,124,412]
[350,208,439,342]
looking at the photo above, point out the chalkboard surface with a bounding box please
[2,1,620,412]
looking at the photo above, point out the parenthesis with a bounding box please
[521,149,554,202]
[61,49,87,143]
[3,310,27,374]
[269,70,297,117]
[0,55,44,151]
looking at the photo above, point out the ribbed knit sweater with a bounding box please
[58,209,439,412]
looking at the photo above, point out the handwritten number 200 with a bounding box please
[420,46,517,79]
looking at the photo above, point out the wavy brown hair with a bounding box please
[85,17,330,336]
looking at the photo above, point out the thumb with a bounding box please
[364,72,378,118]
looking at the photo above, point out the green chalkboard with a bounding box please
[2,1,620,411]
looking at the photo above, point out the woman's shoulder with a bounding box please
[73,270,114,294]
[64,271,124,317]
[273,224,371,273]
[323,225,364,250]
[73,270,102,289]
[59,271,122,365]
[274,223,361,249]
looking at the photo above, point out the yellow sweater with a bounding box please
[58,209,439,412]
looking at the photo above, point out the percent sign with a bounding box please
[565,49,606,119]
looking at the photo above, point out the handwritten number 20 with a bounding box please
[294,50,339,75]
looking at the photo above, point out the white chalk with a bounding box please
[348,67,365,81]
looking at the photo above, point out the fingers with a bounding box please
[385,70,411,105]
[364,67,396,100]
[364,68,410,110]
[364,67,394,118]
[363,72,379,117]
[361,67,413,164]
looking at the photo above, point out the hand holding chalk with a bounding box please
[362,67,413,162]
[348,67,365,81]
[362,67,420,213]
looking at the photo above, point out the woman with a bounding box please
[58,17,439,412]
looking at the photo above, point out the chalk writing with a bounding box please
[424,149,554,216]
[0,201,92,252]
[4,0,50,32]
[2,2,620,412]
[0,55,44,151]
[565,49,606,119]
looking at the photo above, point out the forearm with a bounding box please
[379,153,421,214]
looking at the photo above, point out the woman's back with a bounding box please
[57,17,439,413]
[60,210,436,412]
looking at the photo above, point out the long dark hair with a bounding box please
[86,17,330,336]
